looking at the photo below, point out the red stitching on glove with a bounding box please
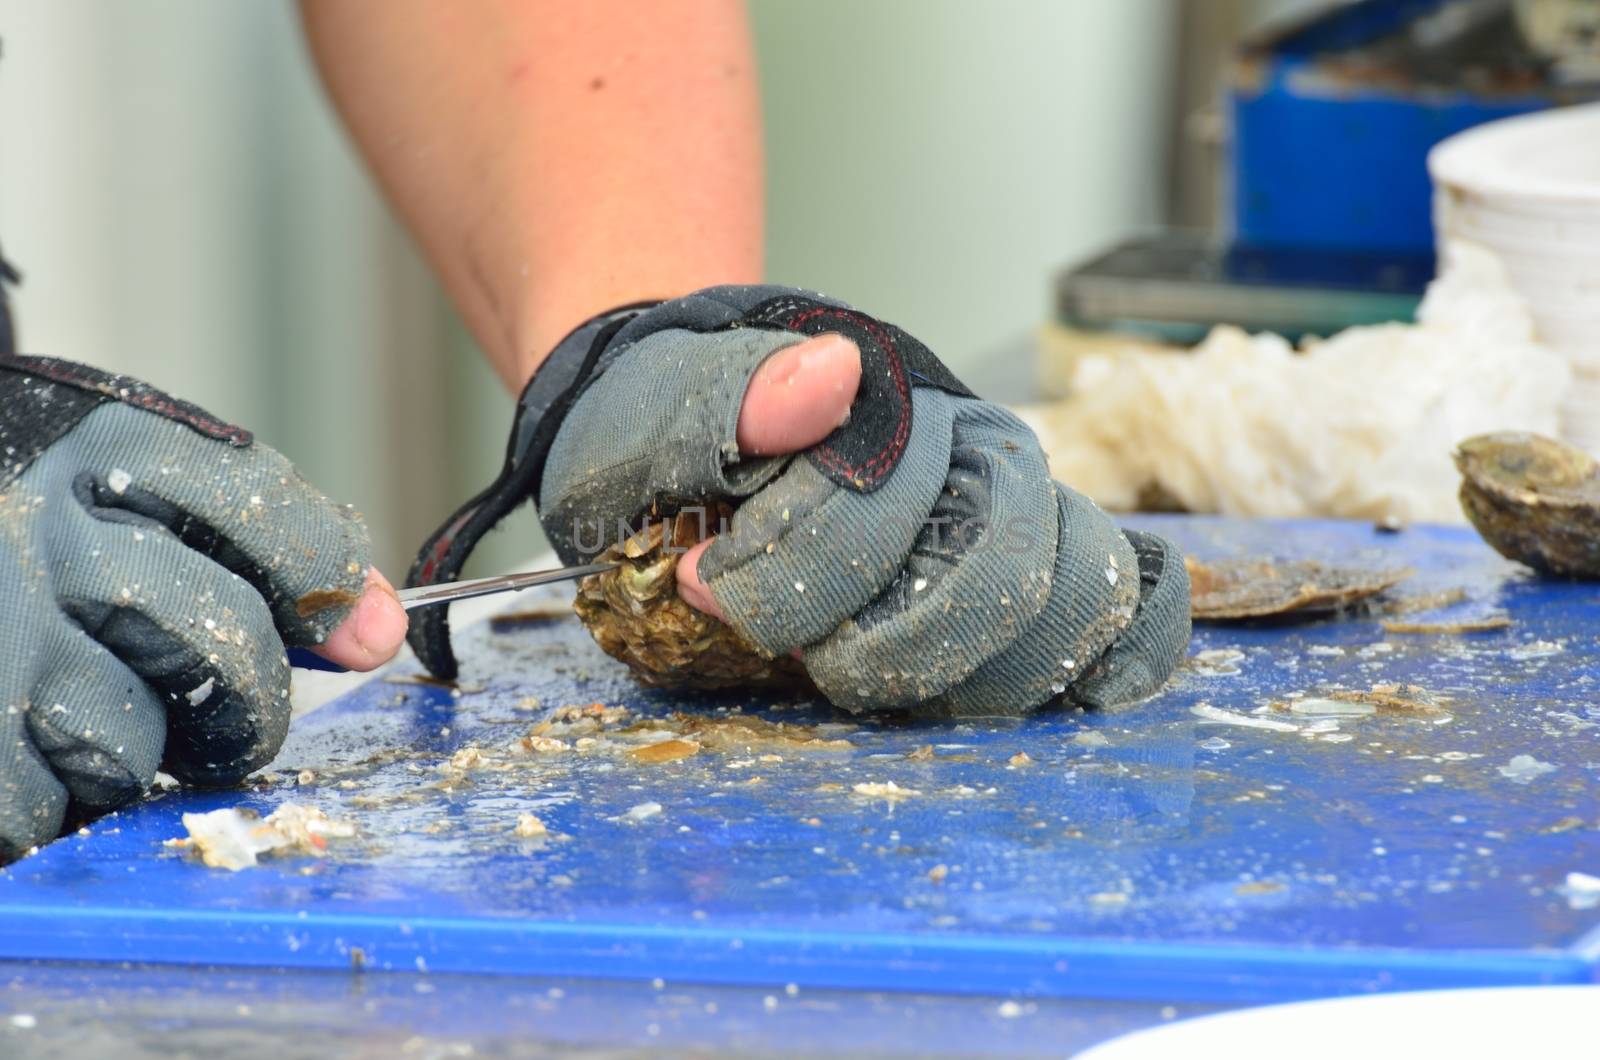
[779,307,910,486]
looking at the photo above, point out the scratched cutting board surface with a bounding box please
[2,516,1597,1004]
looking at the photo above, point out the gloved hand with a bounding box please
[0,352,401,860]
[408,285,1190,716]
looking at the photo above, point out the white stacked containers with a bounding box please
[1430,104,1600,455]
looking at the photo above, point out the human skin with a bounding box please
[297,1,860,665]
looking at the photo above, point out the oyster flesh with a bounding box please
[1455,432,1600,578]
[574,509,811,690]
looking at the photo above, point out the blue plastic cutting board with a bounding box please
[3,517,1597,1005]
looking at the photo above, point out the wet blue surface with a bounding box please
[2,518,1598,1030]
[0,959,1224,1058]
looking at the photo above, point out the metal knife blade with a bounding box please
[395,561,617,611]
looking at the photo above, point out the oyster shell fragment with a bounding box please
[1186,556,1410,621]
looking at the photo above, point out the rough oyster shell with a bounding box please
[574,509,812,690]
[1455,432,1600,578]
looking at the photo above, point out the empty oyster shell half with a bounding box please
[1455,432,1600,579]
[1187,556,1410,620]
[574,507,812,690]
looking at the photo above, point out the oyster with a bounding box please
[1455,432,1600,578]
[574,508,811,691]
[1186,556,1410,620]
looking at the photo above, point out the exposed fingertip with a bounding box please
[738,333,863,456]
[314,569,409,671]
[366,566,398,597]
[352,582,408,664]
[797,331,860,371]
[675,539,726,621]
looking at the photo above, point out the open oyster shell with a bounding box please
[1455,432,1600,579]
[1186,556,1410,620]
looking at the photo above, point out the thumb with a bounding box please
[737,333,861,457]
[307,567,409,671]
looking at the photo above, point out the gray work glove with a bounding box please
[407,285,1190,716]
[0,353,371,860]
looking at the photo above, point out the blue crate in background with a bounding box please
[1230,0,1600,255]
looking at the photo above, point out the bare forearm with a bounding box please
[299,0,764,392]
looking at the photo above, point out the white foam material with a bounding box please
[1018,241,1570,523]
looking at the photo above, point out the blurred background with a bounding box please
[2,0,1595,576]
